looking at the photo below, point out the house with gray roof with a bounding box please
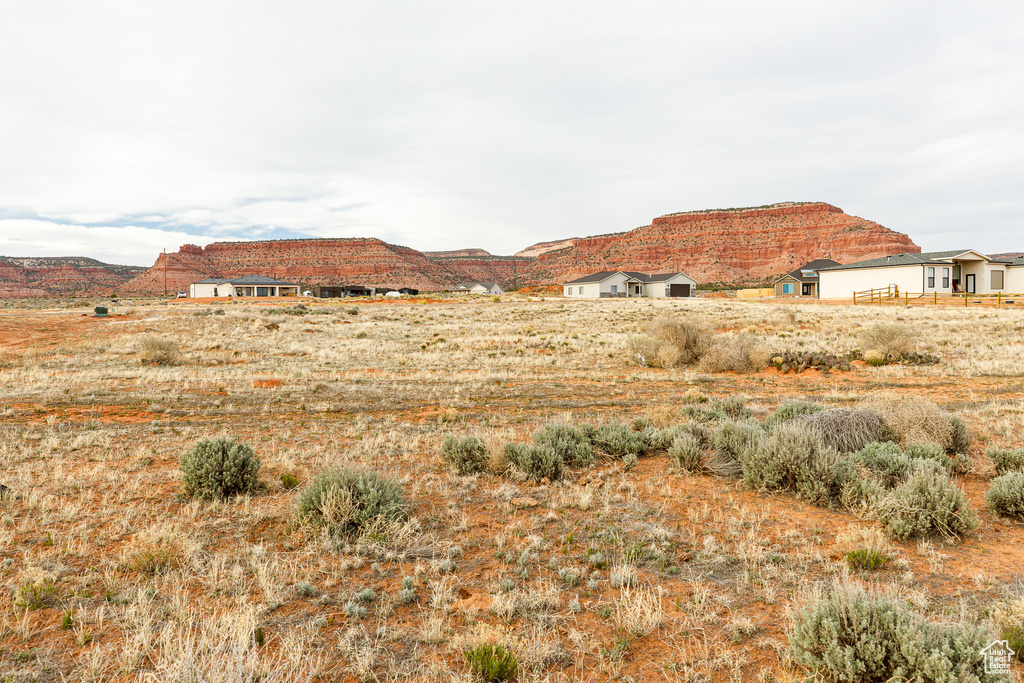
[817,250,1024,298]
[188,275,300,298]
[773,259,841,298]
[562,271,697,298]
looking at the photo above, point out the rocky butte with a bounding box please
[0,202,920,296]
[0,257,145,298]
[528,202,919,285]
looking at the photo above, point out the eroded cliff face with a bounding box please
[2,202,921,297]
[529,203,919,284]
[0,257,146,297]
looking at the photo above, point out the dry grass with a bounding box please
[0,296,1022,679]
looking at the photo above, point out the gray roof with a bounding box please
[193,275,299,286]
[454,282,501,289]
[775,259,842,283]
[817,250,996,272]
[563,270,693,285]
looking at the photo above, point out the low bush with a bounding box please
[711,396,751,420]
[848,442,914,489]
[986,471,1024,520]
[533,422,593,466]
[987,447,1024,475]
[947,416,973,453]
[709,420,761,478]
[789,581,996,682]
[296,468,408,539]
[139,336,183,366]
[875,462,978,539]
[441,436,490,475]
[796,408,884,454]
[584,423,649,457]
[464,643,517,682]
[180,437,260,500]
[860,322,917,360]
[768,400,823,425]
[739,422,850,506]
[504,443,563,480]
[845,548,888,570]
[860,393,954,449]
[626,315,712,368]
[668,432,703,473]
[697,334,772,373]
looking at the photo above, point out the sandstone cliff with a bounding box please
[0,257,146,298]
[529,202,919,284]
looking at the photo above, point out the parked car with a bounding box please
[176,292,187,298]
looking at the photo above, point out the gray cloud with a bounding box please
[1,0,1022,265]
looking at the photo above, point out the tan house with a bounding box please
[772,259,840,298]
[188,275,300,298]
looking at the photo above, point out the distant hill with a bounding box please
[0,202,921,296]
[0,256,146,297]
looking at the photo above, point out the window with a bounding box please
[992,270,1004,290]
[610,285,618,294]
[782,283,793,294]
[579,286,583,294]
[236,287,244,296]
[942,267,949,289]
[928,267,935,288]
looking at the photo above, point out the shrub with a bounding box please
[668,432,703,473]
[987,447,1024,475]
[947,416,973,454]
[697,334,771,373]
[180,438,260,500]
[849,442,914,488]
[504,443,563,480]
[441,436,490,475]
[139,336,183,366]
[860,394,954,449]
[789,581,996,682]
[769,400,823,425]
[296,468,408,539]
[796,408,884,454]
[845,548,888,570]
[875,462,978,539]
[986,471,1024,520]
[711,396,751,420]
[904,442,968,474]
[709,420,760,478]
[280,472,300,489]
[532,422,593,466]
[464,643,517,682]
[860,322,917,360]
[585,423,649,457]
[739,422,850,506]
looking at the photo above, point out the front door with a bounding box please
[802,283,812,296]
[965,274,975,294]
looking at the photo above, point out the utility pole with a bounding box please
[163,248,168,297]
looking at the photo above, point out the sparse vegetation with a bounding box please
[441,435,490,474]
[139,335,183,365]
[179,437,261,500]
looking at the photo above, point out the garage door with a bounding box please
[669,284,690,297]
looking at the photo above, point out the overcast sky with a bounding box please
[1,1,1022,266]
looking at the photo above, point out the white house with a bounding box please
[189,275,301,298]
[454,282,505,295]
[817,250,1024,299]
[562,271,698,298]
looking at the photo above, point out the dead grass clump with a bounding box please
[860,393,954,448]
[613,585,663,637]
[697,334,772,374]
[860,322,917,360]
[139,335,183,365]
[796,408,885,454]
[627,315,711,368]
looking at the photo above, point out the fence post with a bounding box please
[879,290,882,306]
[853,291,856,305]
[964,293,968,307]
[905,292,908,306]
[998,292,1002,309]
[934,291,937,305]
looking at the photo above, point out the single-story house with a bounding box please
[562,271,698,298]
[773,259,840,297]
[454,282,505,295]
[189,275,300,298]
[817,250,1024,299]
